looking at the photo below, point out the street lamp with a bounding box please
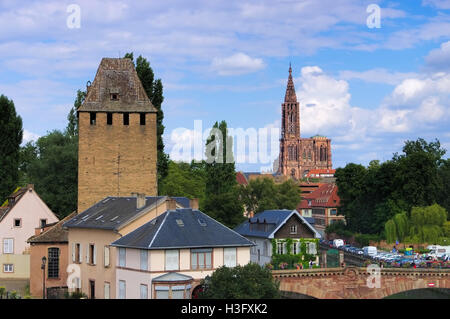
[41,256,47,299]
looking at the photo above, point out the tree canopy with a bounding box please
[239,177,301,216]
[198,263,280,299]
[336,138,449,236]
[0,95,23,201]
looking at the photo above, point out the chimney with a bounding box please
[35,227,41,236]
[189,198,199,210]
[167,198,177,211]
[133,193,146,209]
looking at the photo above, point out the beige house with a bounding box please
[63,195,193,299]
[0,185,58,286]
[111,208,254,299]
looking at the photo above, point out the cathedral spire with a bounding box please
[285,64,297,102]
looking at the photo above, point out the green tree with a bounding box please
[66,89,85,137]
[198,263,280,299]
[25,130,78,218]
[124,53,168,190]
[385,219,397,244]
[239,178,300,215]
[203,121,244,228]
[159,160,207,209]
[0,95,23,201]
[437,159,450,215]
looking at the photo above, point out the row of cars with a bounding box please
[320,239,450,267]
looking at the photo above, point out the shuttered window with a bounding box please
[191,249,212,270]
[48,247,60,278]
[104,246,110,267]
[165,250,179,271]
[118,280,126,299]
[223,248,236,267]
[140,284,148,299]
[104,282,110,299]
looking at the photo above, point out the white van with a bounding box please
[363,246,377,257]
[333,239,344,248]
[427,245,450,258]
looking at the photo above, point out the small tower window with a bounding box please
[123,113,129,126]
[90,112,96,125]
[107,113,113,125]
[110,93,119,101]
[140,113,146,126]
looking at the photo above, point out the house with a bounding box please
[234,209,321,267]
[63,195,193,299]
[110,208,254,299]
[27,212,77,298]
[0,184,58,290]
[297,183,343,236]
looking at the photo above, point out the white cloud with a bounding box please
[339,68,418,85]
[211,53,265,76]
[424,40,450,72]
[23,130,40,144]
[422,0,450,9]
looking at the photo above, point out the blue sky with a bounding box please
[1,0,450,172]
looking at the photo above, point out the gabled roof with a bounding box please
[78,58,157,113]
[111,208,254,250]
[236,172,248,186]
[234,209,321,239]
[28,212,77,244]
[153,272,193,283]
[0,185,42,223]
[63,196,190,231]
[297,183,340,209]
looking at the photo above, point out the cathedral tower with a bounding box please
[77,58,158,212]
[278,65,332,179]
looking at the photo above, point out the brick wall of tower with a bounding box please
[77,111,157,212]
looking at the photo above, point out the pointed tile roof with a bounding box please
[78,58,157,113]
[284,64,297,103]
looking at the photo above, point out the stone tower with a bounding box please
[77,58,158,212]
[278,65,332,179]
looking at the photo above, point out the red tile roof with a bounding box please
[297,183,340,209]
[236,172,248,185]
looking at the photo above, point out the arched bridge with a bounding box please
[272,267,450,299]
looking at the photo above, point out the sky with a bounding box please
[1,0,450,172]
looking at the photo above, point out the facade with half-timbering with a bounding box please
[278,65,332,179]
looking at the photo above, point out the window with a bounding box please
[292,242,300,255]
[276,242,286,254]
[123,113,129,126]
[140,284,148,299]
[107,113,113,125]
[104,246,110,267]
[223,248,236,267]
[330,209,337,216]
[140,250,148,271]
[110,93,119,101]
[3,264,13,273]
[118,280,126,299]
[191,249,212,270]
[155,285,189,299]
[290,225,297,234]
[14,219,21,227]
[119,248,126,267]
[171,286,185,299]
[90,112,96,125]
[155,286,169,299]
[264,241,269,256]
[48,247,60,279]
[306,242,317,255]
[302,209,312,218]
[89,244,96,265]
[3,239,13,254]
[165,250,179,271]
[140,113,146,126]
[104,282,110,299]
[40,219,47,228]
[75,243,81,263]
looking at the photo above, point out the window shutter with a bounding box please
[86,244,90,263]
[224,248,236,267]
[93,245,97,265]
[72,243,76,262]
[104,246,110,267]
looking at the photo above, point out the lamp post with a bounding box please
[41,256,47,299]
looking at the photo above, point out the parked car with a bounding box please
[363,246,378,257]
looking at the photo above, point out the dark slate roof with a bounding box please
[111,208,254,250]
[304,217,315,225]
[234,209,321,239]
[28,212,77,244]
[63,196,190,231]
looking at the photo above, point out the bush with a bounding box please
[64,291,87,299]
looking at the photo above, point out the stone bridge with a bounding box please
[272,267,450,299]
